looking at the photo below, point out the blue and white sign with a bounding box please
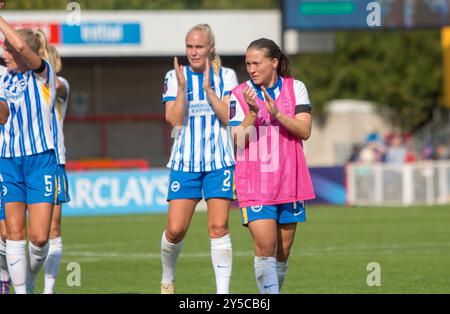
[283,0,450,30]
[62,23,141,45]
[65,169,169,216]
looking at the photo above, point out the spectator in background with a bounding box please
[385,133,407,164]
[348,144,362,163]
[433,143,450,160]
[358,132,385,163]
[423,144,434,160]
[404,134,417,163]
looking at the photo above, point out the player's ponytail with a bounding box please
[277,51,291,78]
[17,28,50,61]
[211,49,222,77]
[47,45,62,74]
[247,38,292,78]
[35,29,50,62]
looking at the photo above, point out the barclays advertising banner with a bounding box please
[64,167,347,217]
[65,169,169,216]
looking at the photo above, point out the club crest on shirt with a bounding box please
[3,75,28,101]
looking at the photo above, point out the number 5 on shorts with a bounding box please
[44,175,53,197]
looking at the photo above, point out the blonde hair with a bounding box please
[186,24,221,76]
[17,28,50,62]
[47,45,62,73]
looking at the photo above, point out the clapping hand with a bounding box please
[243,86,259,115]
[203,60,213,93]
[261,86,280,118]
[174,57,186,91]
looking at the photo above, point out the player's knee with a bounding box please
[255,245,277,257]
[29,235,49,248]
[207,224,228,238]
[277,240,294,260]
[165,226,187,243]
[6,227,26,241]
[276,247,291,261]
[49,226,61,239]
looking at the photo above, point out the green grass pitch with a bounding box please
[30,205,450,294]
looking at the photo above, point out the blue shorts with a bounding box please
[0,150,58,205]
[0,182,5,220]
[56,165,70,204]
[240,201,307,226]
[167,166,234,201]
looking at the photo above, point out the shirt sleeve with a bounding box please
[57,76,70,120]
[228,92,245,126]
[293,80,312,114]
[162,70,178,104]
[222,68,239,96]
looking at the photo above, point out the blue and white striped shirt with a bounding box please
[52,76,70,165]
[163,66,238,172]
[0,61,57,158]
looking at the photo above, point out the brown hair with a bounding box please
[247,38,291,77]
[186,23,221,76]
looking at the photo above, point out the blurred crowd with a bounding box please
[348,132,450,164]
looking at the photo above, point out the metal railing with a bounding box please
[346,161,450,206]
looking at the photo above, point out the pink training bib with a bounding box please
[232,77,315,207]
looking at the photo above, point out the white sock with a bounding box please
[276,260,288,291]
[5,240,27,294]
[161,231,183,284]
[43,237,63,294]
[210,233,232,294]
[27,241,49,291]
[254,256,279,294]
[0,238,10,282]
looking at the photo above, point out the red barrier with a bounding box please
[66,159,150,171]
